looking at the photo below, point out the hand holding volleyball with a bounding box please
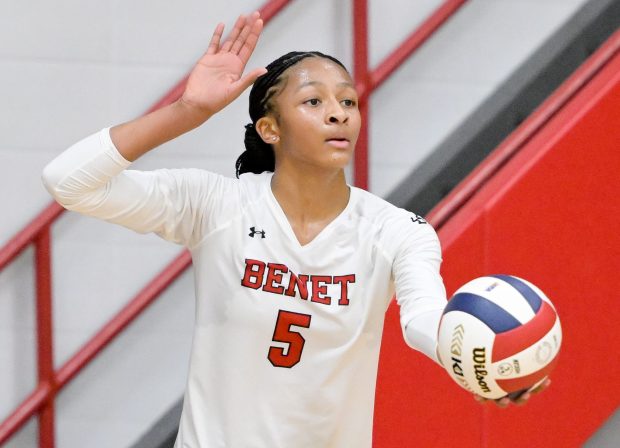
[181,12,268,118]
[437,275,562,402]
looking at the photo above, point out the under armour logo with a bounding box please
[249,226,266,238]
[411,215,427,225]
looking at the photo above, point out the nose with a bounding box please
[326,99,348,124]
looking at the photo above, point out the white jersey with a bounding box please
[42,129,447,448]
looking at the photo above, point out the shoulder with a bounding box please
[237,171,272,202]
[349,187,439,256]
[350,187,431,232]
[238,170,272,191]
[153,169,268,199]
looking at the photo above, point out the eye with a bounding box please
[304,98,321,106]
[341,98,357,107]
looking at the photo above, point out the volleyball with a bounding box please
[437,275,562,399]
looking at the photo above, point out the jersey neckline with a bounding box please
[263,172,358,249]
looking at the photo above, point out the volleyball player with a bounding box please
[42,11,546,447]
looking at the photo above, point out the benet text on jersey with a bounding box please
[241,259,356,306]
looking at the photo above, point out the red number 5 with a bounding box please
[268,310,312,368]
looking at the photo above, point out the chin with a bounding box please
[325,155,351,170]
[336,151,354,164]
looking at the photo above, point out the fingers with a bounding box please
[220,14,246,53]
[231,12,260,54]
[531,378,551,394]
[495,397,511,408]
[202,10,262,59]
[514,392,531,406]
[473,394,485,403]
[237,16,263,63]
[206,23,225,55]
[474,395,511,408]
[220,11,262,60]
[473,394,509,408]
[473,379,551,408]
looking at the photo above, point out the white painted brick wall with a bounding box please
[0,0,589,446]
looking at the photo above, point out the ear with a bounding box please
[255,116,280,144]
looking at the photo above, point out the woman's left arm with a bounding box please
[392,213,550,407]
[391,215,447,365]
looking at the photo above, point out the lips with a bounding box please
[326,138,348,142]
[325,138,350,148]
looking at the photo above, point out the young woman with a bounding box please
[42,11,544,447]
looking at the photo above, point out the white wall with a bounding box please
[0,0,590,446]
[368,0,591,196]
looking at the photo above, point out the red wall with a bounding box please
[374,48,620,446]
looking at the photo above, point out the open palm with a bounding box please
[181,12,267,117]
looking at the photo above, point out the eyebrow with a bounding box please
[295,80,356,92]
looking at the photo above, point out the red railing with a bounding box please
[426,28,620,230]
[0,1,468,445]
[353,0,468,189]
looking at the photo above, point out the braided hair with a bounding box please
[235,51,348,178]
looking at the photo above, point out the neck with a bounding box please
[271,162,350,227]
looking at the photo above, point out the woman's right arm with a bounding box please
[111,11,267,162]
[41,12,266,245]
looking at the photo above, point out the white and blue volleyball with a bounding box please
[437,275,562,399]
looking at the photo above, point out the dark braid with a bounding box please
[235,51,349,178]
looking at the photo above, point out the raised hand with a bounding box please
[181,11,267,118]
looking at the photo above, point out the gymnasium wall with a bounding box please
[374,36,620,447]
[0,0,593,446]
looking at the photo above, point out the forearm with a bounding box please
[110,99,211,162]
[41,128,197,241]
[403,308,444,365]
[392,219,447,365]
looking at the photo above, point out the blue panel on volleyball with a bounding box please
[443,292,521,333]
[490,274,542,312]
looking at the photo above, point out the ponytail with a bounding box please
[235,123,275,177]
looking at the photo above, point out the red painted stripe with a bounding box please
[497,353,560,393]
[492,300,557,362]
